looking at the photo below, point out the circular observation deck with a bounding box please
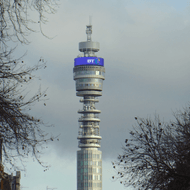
[76,91,102,97]
[78,143,101,148]
[73,66,105,80]
[80,98,99,103]
[79,41,100,52]
[77,135,102,140]
[78,109,101,114]
[79,125,100,128]
[78,117,100,122]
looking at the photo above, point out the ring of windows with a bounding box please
[74,70,105,77]
[76,83,101,88]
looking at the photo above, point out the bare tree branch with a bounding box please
[0,0,60,171]
[112,110,190,190]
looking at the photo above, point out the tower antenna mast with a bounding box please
[89,15,92,25]
[86,17,92,42]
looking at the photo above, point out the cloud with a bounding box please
[7,1,189,190]
[9,4,189,190]
[17,0,190,161]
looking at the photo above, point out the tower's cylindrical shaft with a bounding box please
[73,24,105,190]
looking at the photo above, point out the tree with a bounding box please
[112,108,190,190]
[0,0,58,45]
[0,0,59,171]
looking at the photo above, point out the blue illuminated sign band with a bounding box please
[74,57,104,67]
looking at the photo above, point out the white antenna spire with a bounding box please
[89,15,92,25]
[86,16,92,41]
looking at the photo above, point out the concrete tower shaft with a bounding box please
[74,24,105,190]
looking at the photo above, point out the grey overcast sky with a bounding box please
[7,0,190,189]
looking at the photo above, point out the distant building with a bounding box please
[0,163,21,190]
[8,171,21,190]
[0,139,21,190]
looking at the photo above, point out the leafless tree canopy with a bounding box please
[112,108,190,190]
[0,0,59,171]
[0,0,58,45]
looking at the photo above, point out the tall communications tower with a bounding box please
[73,23,105,190]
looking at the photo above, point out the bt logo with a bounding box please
[87,58,100,65]
[95,58,100,65]
[87,59,94,63]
